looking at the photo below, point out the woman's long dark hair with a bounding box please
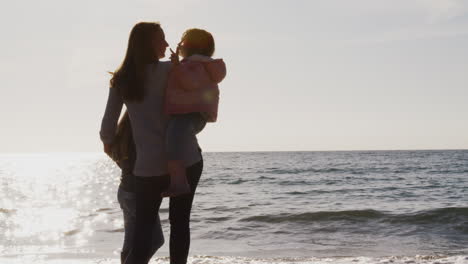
[110,22,162,102]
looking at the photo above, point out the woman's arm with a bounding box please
[100,87,124,151]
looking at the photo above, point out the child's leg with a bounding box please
[166,113,206,158]
[162,113,204,197]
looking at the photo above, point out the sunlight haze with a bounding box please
[1,0,467,152]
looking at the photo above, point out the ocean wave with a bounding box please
[186,255,468,264]
[260,165,468,176]
[383,207,468,224]
[427,169,468,174]
[263,167,349,175]
[240,207,468,227]
[240,209,384,223]
[261,166,438,176]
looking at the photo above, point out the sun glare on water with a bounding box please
[0,153,117,256]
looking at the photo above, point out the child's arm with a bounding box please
[204,59,226,83]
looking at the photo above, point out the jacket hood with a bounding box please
[186,55,226,83]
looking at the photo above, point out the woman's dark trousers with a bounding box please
[126,160,203,264]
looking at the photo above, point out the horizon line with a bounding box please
[1,148,467,155]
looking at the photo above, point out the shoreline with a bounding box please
[1,254,467,264]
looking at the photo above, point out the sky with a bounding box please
[1,0,468,152]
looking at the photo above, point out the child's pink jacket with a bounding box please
[165,55,226,122]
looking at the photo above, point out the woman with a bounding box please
[109,112,164,263]
[100,22,204,264]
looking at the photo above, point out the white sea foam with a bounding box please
[1,255,468,264]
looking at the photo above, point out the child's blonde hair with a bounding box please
[180,28,215,57]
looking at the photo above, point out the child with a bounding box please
[162,28,226,197]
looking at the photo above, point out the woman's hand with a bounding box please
[103,143,112,156]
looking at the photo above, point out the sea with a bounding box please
[0,150,467,264]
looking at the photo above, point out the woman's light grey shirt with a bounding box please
[100,61,202,177]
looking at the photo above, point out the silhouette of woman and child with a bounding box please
[100,22,226,264]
